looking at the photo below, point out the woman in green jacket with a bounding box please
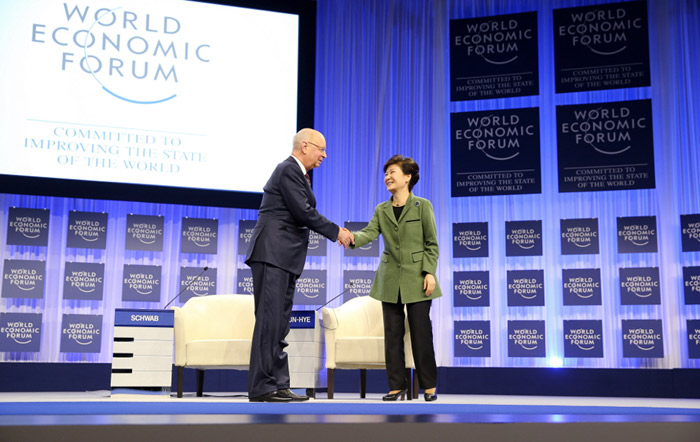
[350,155,441,402]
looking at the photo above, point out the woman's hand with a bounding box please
[423,273,435,296]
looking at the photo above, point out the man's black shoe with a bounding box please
[249,391,292,402]
[276,388,309,401]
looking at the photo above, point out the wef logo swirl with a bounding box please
[56,4,211,104]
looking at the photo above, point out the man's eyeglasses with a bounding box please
[307,141,327,153]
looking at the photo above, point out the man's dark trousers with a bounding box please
[248,261,297,398]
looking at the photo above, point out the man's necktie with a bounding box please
[305,173,311,185]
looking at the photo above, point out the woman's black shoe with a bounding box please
[382,389,407,401]
[424,392,437,402]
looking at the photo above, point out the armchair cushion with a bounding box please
[335,337,385,365]
[322,295,413,370]
[173,294,254,369]
[185,340,252,367]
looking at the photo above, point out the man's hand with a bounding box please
[337,227,355,249]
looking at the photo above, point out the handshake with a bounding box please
[337,227,355,249]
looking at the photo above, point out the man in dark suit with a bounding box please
[245,128,354,402]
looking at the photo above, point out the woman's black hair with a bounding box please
[383,154,419,192]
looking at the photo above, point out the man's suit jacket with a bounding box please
[351,193,442,304]
[245,156,339,276]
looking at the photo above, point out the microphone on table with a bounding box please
[315,283,354,311]
[164,266,209,308]
[315,283,356,331]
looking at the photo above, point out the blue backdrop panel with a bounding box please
[1,0,699,372]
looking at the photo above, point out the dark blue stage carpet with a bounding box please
[2,392,700,420]
[4,400,700,417]
[3,393,700,442]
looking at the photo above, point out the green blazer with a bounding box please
[351,193,442,304]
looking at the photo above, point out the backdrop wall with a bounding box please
[1,0,699,374]
[312,0,700,370]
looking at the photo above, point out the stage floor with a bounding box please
[2,392,700,442]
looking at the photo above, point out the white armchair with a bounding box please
[172,294,254,398]
[321,295,416,399]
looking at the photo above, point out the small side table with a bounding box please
[287,310,325,398]
[110,309,174,394]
